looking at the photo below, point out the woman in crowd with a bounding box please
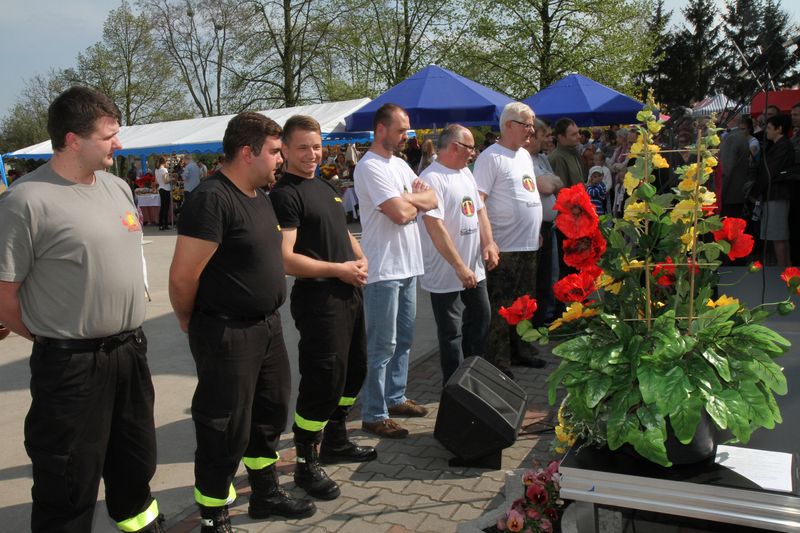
[417,138,437,174]
[751,114,795,267]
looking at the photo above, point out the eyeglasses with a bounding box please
[511,119,535,130]
[454,141,476,152]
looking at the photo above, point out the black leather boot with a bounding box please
[247,465,316,519]
[199,505,232,533]
[293,441,341,500]
[320,418,378,464]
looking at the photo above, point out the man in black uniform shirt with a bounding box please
[168,112,315,532]
[270,115,376,501]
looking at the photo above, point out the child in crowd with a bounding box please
[586,166,608,215]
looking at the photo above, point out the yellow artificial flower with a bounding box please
[652,153,669,169]
[647,121,663,134]
[621,259,645,272]
[706,295,741,308]
[699,188,716,205]
[684,163,698,179]
[549,302,600,331]
[681,227,698,250]
[629,141,644,157]
[624,200,647,221]
[648,143,662,153]
[704,156,717,168]
[636,109,654,122]
[671,198,698,222]
[708,134,721,147]
[596,273,623,294]
[678,177,697,192]
[623,172,640,195]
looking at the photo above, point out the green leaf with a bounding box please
[669,395,703,444]
[636,403,667,441]
[655,366,692,415]
[758,382,783,424]
[649,311,696,362]
[629,428,671,467]
[601,313,633,343]
[745,352,788,395]
[637,181,657,199]
[733,324,792,353]
[637,365,659,405]
[521,329,542,343]
[703,244,720,262]
[738,381,775,429]
[686,356,722,393]
[606,389,642,450]
[584,374,613,408]
[718,389,751,443]
[516,320,532,336]
[701,347,731,382]
[692,303,739,335]
[546,361,572,405]
[704,394,732,430]
[717,240,731,254]
[552,335,595,363]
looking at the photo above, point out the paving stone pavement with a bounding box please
[167,351,560,533]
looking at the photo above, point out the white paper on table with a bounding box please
[715,444,794,493]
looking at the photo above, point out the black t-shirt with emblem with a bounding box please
[270,173,354,267]
[178,171,286,316]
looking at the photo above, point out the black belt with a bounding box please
[34,327,143,352]
[295,277,339,284]
[198,308,272,323]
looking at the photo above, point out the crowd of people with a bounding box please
[1,82,799,533]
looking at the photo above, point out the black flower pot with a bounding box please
[664,410,717,465]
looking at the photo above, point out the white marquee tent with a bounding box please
[1,98,371,185]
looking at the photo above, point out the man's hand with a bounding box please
[337,259,368,286]
[411,178,430,193]
[483,242,500,271]
[455,264,478,289]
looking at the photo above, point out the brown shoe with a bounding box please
[387,399,429,417]
[361,419,409,439]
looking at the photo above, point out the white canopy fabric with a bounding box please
[692,93,735,117]
[4,98,371,161]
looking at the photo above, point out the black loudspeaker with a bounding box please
[434,356,528,469]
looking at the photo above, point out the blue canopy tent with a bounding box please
[522,74,646,127]
[345,65,514,131]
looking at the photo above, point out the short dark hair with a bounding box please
[48,86,121,151]
[282,115,321,143]
[766,104,781,114]
[766,114,792,136]
[222,112,282,161]
[553,118,576,139]
[373,103,406,132]
[740,117,754,135]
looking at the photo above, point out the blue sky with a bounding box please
[1,0,797,121]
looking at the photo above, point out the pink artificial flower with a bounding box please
[506,509,524,532]
[496,517,507,531]
[526,508,540,520]
[522,470,537,486]
[526,482,549,506]
[539,518,553,533]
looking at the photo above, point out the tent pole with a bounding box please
[0,155,8,187]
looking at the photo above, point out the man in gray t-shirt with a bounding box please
[0,86,162,533]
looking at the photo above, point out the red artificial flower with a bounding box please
[553,270,597,303]
[685,258,701,275]
[544,507,559,522]
[498,295,538,325]
[563,229,607,270]
[526,482,549,505]
[749,261,763,272]
[554,184,599,239]
[712,217,754,260]
[781,267,800,295]
[652,257,676,287]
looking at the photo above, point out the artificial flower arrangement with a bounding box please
[491,460,564,533]
[501,94,798,467]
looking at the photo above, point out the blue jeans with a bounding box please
[429,280,490,386]
[361,277,416,423]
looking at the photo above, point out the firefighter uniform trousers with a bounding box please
[24,329,159,533]
[290,280,367,442]
[188,311,291,506]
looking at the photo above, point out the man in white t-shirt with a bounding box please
[473,102,544,378]
[419,124,500,386]
[354,103,437,438]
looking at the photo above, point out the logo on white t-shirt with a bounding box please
[522,174,536,192]
[461,196,476,217]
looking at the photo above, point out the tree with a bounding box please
[679,0,723,103]
[444,0,654,101]
[71,1,190,125]
[716,0,763,105]
[756,0,800,91]
[139,0,242,116]
[636,0,674,100]
[0,71,71,154]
